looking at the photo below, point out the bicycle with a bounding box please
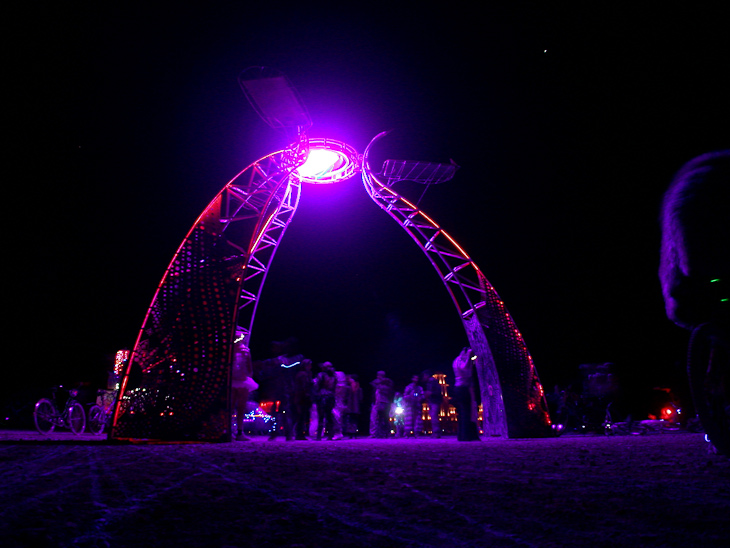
[33,386,87,435]
[87,389,117,435]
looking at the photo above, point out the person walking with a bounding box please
[263,338,303,441]
[231,332,255,441]
[331,370,349,440]
[313,362,337,440]
[403,375,424,437]
[344,374,363,438]
[423,371,443,437]
[369,370,394,438]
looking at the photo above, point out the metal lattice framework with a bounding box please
[110,150,300,441]
[361,133,551,437]
[111,133,551,441]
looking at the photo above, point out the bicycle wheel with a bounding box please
[688,322,730,456]
[34,398,56,435]
[87,405,106,435]
[67,402,86,435]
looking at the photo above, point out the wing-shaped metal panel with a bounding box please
[380,159,458,186]
[110,151,301,441]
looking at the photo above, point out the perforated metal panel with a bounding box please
[111,151,300,441]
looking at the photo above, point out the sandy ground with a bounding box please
[0,431,728,548]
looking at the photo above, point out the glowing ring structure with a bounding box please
[294,138,360,184]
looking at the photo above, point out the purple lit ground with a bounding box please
[1,432,728,547]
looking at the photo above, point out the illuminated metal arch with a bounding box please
[111,134,551,441]
[362,133,551,438]
[111,150,301,441]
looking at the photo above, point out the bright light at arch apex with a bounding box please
[297,149,340,179]
[294,138,360,184]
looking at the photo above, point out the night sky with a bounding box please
[8,4,729,408]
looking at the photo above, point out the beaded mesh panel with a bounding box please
[470,275,551,438]
[110,224,243,441]
[111,152,295,441]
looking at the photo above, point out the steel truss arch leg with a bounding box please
[110,150,301,441]
[362,170,552,438]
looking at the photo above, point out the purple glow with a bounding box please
[294,138,360,184]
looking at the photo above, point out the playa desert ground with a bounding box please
[1,431,728,548]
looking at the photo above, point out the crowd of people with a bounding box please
[233,338,365,441]
[232,337,482,442]
[373,370,446,439]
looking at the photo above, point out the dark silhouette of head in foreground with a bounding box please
[659,150,729,329]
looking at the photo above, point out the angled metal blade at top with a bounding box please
[381,158,460,186]
[238,67,312,130]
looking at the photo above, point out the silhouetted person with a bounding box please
[331,370,348,440]
[453,347,480,441]
[369,370,394,438]
[660,150,729,455]
[660,150,729,329]
[313,362,337,440]
[344,374,363,438]
[263,338,303,441]
[403,375,424,437]
[293,359,313,440]
[231,332,255,441]
[423,370,443,437]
